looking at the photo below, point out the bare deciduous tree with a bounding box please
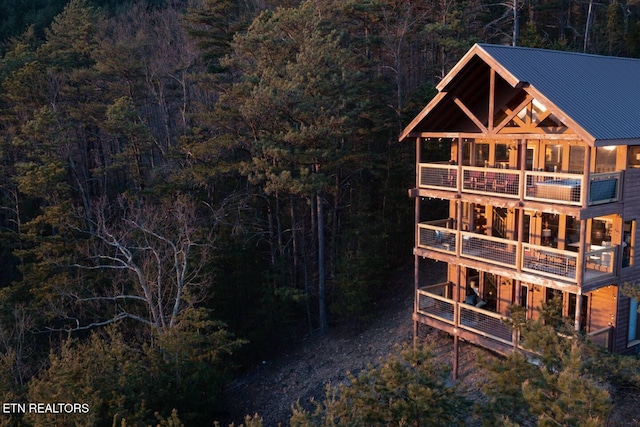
[64,194,217,333]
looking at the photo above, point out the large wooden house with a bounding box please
[400,44,640,358]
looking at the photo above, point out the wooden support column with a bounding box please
[519,138,526,202]
[583,145,591,206]
[575,143,590,285]
[576,218,587,285]
[488,70,495,132]
[513,279,521,349]
[575,293,583,331]
[414,137,421,343]
[453,264,461,380]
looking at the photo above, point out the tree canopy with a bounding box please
[1,0,640,425]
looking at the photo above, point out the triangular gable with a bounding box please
[400,44,600,144]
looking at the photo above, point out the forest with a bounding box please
[0,0,640,425]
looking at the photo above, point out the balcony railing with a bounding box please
[522,244,578,281]
[588,326,613,350]
[418,222,456,254]
[417,222,617,284]
[417,284,614,352]
[417,283,512,346]
[461,231,517,268]
[463,167,520,198]
[417,163,621,206]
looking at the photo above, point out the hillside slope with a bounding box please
[222,260,639,426]
[221,260,484,425]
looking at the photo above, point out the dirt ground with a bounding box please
[221,260,640,426]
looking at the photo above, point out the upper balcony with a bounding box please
[418,163,621,207]
[417,220,616,286]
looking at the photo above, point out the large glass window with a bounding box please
[520,284,529,312]
[542,213,559,248]
[565,216,580,249]
[568,294,588,331]
[475,143,489,167]
[595,146,617,172]
[495,143,510,164]
[629,298,639,344]
[591,217,613,245]
[568,146,585,173]
[462,140,472,166]
[545,144,562,172]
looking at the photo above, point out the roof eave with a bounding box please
[398,92,447,142]
[438,44,523,92]
[523,86,596,146]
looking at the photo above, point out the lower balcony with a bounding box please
[417,221,616,285]
[415,282,514,355]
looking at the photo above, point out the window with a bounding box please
[462,140,472,166]
[591,218,612,245]
[545,144,562,172]
[595,146,617,172]
[568,146,585,173]
[495,143,509,163]
[520,284,529,317]
[628,146,640,168]
[565,216,580,248]
[623,220,634,268]
[568,294,588,331]
[629,298,640,345]
[475,143,489,167]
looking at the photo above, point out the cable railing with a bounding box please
[418,163,457,190]
[417,163,621,207]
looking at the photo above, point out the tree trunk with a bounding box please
[317,191,328,333]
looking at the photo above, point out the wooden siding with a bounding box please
[587,285,617,332]
[622,168,640,277]
[614,291,632,354]
[622,169,640,218]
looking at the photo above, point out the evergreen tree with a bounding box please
[481,302,612,427]
[290,344,468,426]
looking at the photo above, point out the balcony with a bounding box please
[416,282,613,353]
[417,221,616,285]
[418,163,621,206]
[416,282,514,353]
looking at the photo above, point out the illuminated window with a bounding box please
[628,146,640,168]
[595,146,617,172]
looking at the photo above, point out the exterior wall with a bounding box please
[614,291,632,354]
[617,168,640,353]
[497,276,513,316]
[410,80,636,355]
[528,286,546,321]
[622,168,640,277]
[587,285,617,332]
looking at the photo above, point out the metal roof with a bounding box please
[475,44,640,143]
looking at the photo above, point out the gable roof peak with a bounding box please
[402,43,640,144]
